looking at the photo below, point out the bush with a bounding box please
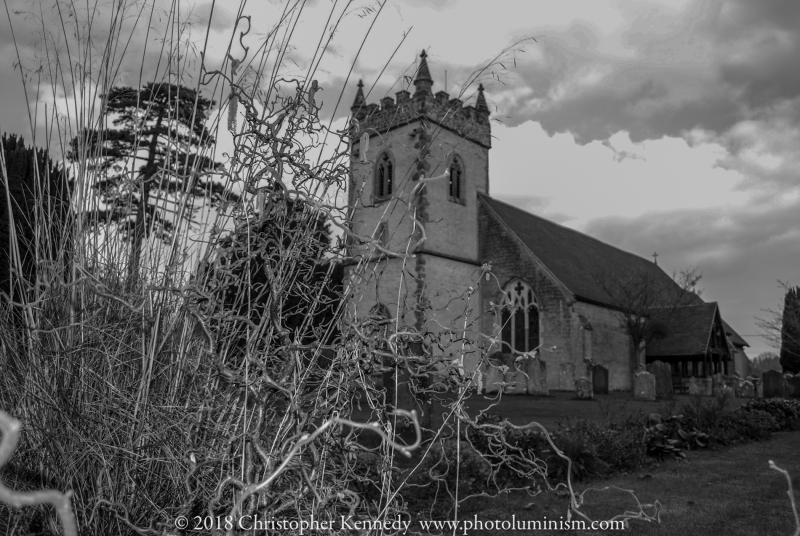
[720,409,778,442]
[547,432,610,481]
[740,398,800,431]
[555,418,647,475]
[644,415,708,460]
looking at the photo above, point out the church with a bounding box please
[344,51,749,393]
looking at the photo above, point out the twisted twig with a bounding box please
[0,411,78,536]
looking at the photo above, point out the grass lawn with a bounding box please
[350,390,749,432]
[451,430,800,535]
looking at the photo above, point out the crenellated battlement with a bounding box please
[350,51,491,148]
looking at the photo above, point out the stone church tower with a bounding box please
[345,51,491,371]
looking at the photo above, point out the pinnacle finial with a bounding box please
[351,79,366,111]
[414,50,433,98]
[476,83,489,114]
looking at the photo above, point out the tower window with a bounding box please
[499,280,540,354]
[374,152,394,200]
[448,156,464,204]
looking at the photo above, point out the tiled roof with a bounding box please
[722,319,749,347]
[479,194,698,308]
[647,303,718,358]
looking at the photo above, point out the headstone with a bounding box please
[559,363,575,391]
[575,377,592,399]
[688,377,701,396]
[646,360,673,399]
[592,365,609,395]
[483,362,506,394]
[762,370,783,398]
[713,374,736,397]
[787,374,800,399]
[711,373,724,395]
[737,380,755,398]
[525,357,549,396]
[504,361,527,395]
[700,378,713,396]
[634,371,656,401]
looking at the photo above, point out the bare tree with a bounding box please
[595,266,703,377]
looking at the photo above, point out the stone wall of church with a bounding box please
[414,254,484,367]
[479,204,588,390]
[573,301,634,391]
[342,253,482,369]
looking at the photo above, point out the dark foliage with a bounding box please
[196,191,343,354]
[0,133,71,297]
[740,398,800,431]
[780,286,800,374]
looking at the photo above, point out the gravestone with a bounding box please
[482,361,506,394]
[504,361,527,395]
[559,363,575,391]
[712,374,736,397]
[634,371,656,401]
[525,357,548,396]
[688,377,700,396]
[592,365,609,395]
[762,370,783,398]
[646,360,673,399]
[575,377,592,399]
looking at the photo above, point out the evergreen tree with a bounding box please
[780,286,800,374]
[68,82,237,279]
[0,134,71,298]
[196,190,342,353]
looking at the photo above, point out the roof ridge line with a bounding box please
[478,193,670,272]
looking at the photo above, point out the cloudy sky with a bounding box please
[2,0,798,358]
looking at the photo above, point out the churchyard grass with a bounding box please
[349,390,749,432]
[459,429,800,536]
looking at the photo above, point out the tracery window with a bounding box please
[374,152,394,199]
[448,156,464,203]
[500,280,540,354]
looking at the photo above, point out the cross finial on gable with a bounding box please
[652,252,659,265]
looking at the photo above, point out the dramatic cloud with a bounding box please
[584,198,800,355]
[495,0,800,150]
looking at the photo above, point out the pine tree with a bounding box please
[780,286,800,374]
[68,82,237,279]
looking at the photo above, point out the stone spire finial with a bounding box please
[413,50,433,99]
[351,79,366,112]
[476,83,489,114]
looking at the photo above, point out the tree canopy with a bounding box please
[195,189,342,355]
[68,82,237,277]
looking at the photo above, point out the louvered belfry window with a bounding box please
[375,152,394,199]
[500,280,540,354]
[448,156,463,202]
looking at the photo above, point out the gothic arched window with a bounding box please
[374,152,394,200]
[500,280,540,354]
[448,156,464,203]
